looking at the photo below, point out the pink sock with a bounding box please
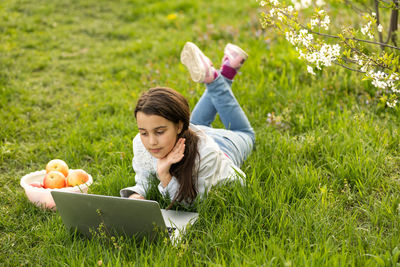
[213,70,218,79]
[221,64,237,80]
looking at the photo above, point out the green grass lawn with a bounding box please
[2,0,400,266]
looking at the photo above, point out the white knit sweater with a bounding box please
[120,124,245,201]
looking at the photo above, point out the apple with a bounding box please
[46,159,69,177]
[43,171,67,189]
[30,181,43,188]
[66,169,89,187]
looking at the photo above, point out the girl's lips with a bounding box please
[150,148,161,153]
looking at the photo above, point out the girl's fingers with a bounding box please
[168,138,185,163]
[174,138,185,152]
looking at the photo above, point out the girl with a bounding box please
[120,42,255,205]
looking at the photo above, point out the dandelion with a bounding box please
[166,13,177,20]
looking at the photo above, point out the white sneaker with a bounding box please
[180,42,215,83]
[223,43,248,69]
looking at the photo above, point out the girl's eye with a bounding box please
[156,131,164,135]
[140,132,148,136]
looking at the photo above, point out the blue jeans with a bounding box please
[190,74,255,167]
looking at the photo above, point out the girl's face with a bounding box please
[136,112,183,159]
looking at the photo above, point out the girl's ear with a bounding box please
[177,121,184,134]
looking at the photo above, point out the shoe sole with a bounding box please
[225,43,248,61]
[180,42,206,83]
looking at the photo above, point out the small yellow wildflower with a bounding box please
[166,13,177,20]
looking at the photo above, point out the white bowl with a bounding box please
[20,169,93,209]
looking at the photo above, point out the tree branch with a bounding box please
[375,0,384,48]
[333,61,365,73]
[309,29,400,50]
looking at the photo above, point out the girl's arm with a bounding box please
[120,172,149,198]
[128,193,145,200]
[120,134,154,199]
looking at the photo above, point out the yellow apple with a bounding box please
[46,159,69,177]
[66,169,89,187]
[43,171,67,189]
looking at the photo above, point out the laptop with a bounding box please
[51,191,199,242]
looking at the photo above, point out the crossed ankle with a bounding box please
[220,64,237,80]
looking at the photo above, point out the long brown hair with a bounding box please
[134,87,199,203]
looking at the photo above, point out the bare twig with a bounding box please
[344,0,373,14]
[333,61,365,73]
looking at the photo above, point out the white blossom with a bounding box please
[389,73,399,81]
[316,0,326,6]
[277,11,285,21]
[321,15,330,30]
[372,79,387,89]
[366,70,400,94]
[378,24,383,33]
[292,0,311,10]
[302,0,312,8]
[285,31,298,45]
[361,22,374,39]
[310,18,319,30]
[299,43,341,69]
[270,0,280,6]
[361,65,368,72]
[294,1,302,10]
[307,65,316,75]
[298,29,313,47]
[387,100,397,108]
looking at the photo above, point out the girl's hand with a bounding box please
[129,193,145,200]
[157,138,185,187]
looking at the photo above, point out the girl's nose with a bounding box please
[149,134,158,145]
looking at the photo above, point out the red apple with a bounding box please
[66,169,89,187]
[30,181,43,188]
[46,159,69,177]
[43,171,67,189]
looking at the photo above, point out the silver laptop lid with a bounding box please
[51,191,167,239]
